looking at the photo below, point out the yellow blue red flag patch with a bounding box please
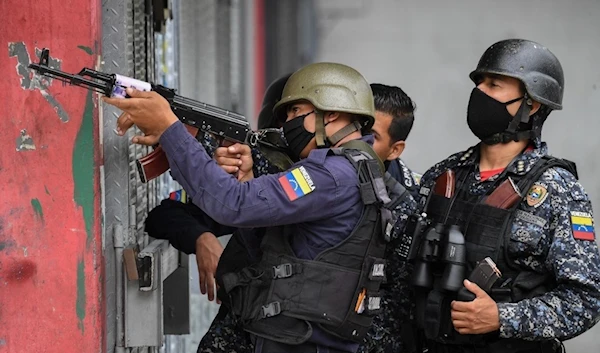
[278,166,315,201]
[169,189,188,203]
[571,211,595,241]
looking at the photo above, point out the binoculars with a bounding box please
[411,222,467,292]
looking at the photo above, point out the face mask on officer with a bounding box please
[282,110,316,159]
[466,88,526,144]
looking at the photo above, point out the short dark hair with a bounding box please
[371,83,415,143]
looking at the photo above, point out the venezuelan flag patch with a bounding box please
[278,166,316,201]
[571,211,595,241]
[169,189,188,203]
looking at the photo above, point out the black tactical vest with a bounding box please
[414,155,576,353]
[218,141,409,346]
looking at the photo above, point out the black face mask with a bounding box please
[467,88,523,145]
[282,111,315,159]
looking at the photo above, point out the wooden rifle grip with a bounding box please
[136,146,169,183]
[434,170,456,198]
[484,178,521,209]
[135,124,201,183]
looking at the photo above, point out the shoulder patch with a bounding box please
[169,189,188,203]
[402,166,413,188]
[279,166,316,201]
[526,184,548,207]
[571,211,595,241]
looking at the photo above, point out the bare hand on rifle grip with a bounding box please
[214,144,255,182]
[103,88,178,146]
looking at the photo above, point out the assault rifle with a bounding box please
[29,48,252,183]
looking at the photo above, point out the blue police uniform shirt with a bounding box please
[419,141,600,341]
[160,121,363,259]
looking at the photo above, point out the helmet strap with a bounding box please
[482,94,535,145]
[327,121,362,146]
[315,110,327,147]
[506,93,533,134]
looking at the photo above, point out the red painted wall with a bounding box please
[0,1,103,352]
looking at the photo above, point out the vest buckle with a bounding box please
[272,263,293,279]
[261,301,282,318]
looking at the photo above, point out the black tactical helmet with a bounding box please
[469,39,564,111]
[257,73,293,129]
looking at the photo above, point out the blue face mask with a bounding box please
[282,110,315,159]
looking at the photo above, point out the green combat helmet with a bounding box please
[274,62,375,148]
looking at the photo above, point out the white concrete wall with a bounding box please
[314,0,600,350]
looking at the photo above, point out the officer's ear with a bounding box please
[324,111,340,124]
[529,100,541,116]
[386,140,405,161]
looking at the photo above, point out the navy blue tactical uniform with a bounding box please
[418,140,600,345]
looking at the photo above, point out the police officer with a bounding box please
[369,83,421,200]
[105,62,414,353]
[150,78,421,353]
[217,82,422,353]
[412,39,600,353]
[145,73,294,353]
[145,73,294,300]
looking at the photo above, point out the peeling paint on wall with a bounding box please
[76,258,86,333]
[73,91,95,244]
[8,42,69,122]
[0,240,15,252]
[30,198,44,222]
[15,129,36,151]
[77,45,93,55]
